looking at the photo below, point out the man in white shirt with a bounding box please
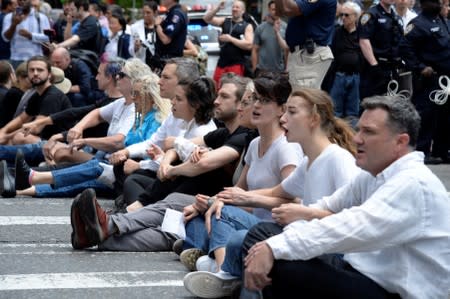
[242,95,450,299]
[395,0,417,29]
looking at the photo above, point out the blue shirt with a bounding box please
[124,108,161,147]
[285,0,336,50]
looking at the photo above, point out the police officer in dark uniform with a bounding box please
[153,0,187,74]
[276,0,335,90]
[400,0,450,163]
[359,0,404,98]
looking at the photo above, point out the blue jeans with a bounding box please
[184,215,210,253]
[0,141,45,166]
[330,72,360,118]
[34,158,113,198]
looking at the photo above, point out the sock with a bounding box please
[28,169,35,186]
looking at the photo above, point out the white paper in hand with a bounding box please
[161,208,186,240]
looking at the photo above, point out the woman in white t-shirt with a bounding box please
[180,72,304,274]
[183,88,361,299]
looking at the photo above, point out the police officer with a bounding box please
[400,0,450,164]
[154,0,187,74]
[359,0,404,98]
[275,0,335,90]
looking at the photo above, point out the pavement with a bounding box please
[0,164,449,298]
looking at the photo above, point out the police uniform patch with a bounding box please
[172,15,180,23]
[404,23,414,35]
[360,13,371,25]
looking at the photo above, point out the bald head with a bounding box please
[50,48,71,70]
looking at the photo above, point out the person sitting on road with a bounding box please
[182,88,361,299]
[242,95,449,299]
[4,72,171,199]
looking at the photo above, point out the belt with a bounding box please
[289,43,326,53]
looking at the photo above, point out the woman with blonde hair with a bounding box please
[12,72,170,198]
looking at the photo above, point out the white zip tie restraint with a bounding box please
[387,79,412,101]
[429,75,450,105]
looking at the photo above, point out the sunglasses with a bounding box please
[339,13,353,17]
[116,71,130,79]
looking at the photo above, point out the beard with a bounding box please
[30,77,48,87]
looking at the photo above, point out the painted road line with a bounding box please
[0,216,69,225]
[0,271,185,290]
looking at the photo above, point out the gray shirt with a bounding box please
[253,20,287,72]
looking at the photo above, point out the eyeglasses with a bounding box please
[251,92,274,104]
[116,71,130,80]
[339,13,354,17]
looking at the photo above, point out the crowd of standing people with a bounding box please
[0,0,449,297]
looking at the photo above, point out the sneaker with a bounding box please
[172,239,184,256]
[183,270,241,298]
[78,188,110,245]
[180,248,205,271]
[97,162,115,189]
[14,150,31,190]
[0,160,16,197]
[196,255,218,272]
[70,192,96,249]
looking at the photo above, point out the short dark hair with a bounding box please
[254,71,291,106]
[361,96,421,147]
[74,0,89,11]
[1,0,13,11]
[143,0,158,11]
[27,56,52,73]
[178,76,216,124]
[268,0,275,8]
[111,12,127,31]
[0,60,13,85]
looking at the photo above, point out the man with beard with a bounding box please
[0,56,72,145]
[400,0,450,164]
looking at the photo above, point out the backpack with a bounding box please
[95,21,108,55]
[69,49,100,76]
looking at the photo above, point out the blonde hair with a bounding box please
[133,73,171,130]
[290,88,357,156]
[123,58,152,82]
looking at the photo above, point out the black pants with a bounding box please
[243,222,401,299]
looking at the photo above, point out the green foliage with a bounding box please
[115,0,144,10]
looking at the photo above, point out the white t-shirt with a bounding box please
[282,143,360,206]
[245,134,304,220]
[99,97,135,137]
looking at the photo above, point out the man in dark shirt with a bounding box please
[0,56,72,149]
[53,0,104,55]
[329,1,362,122]
[153,0,188,74]
[51,47,93,107]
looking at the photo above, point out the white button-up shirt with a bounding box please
[267,151,450,299]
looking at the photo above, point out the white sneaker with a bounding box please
[196,255,218,272]
[183,270,241,298]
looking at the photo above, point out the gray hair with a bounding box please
[361,96,421,147]
[123,58,152,82]
[165,57,200,83]
[219,73,250,103]
[343,1,362,18]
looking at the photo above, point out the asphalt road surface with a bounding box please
[0,164,449,299]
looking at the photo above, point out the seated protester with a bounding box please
[241,96,450,299]
[104,12,133,60]
[8,73,171,198]
[0,62,31,128]
[42,59,149,166]
[0,58,121,168]
[122,76,219,212]
[179,72,303,273]
[51,47,93,107]
[0,56,72,146]
[67,74,258,251]
[183,88,361,298]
